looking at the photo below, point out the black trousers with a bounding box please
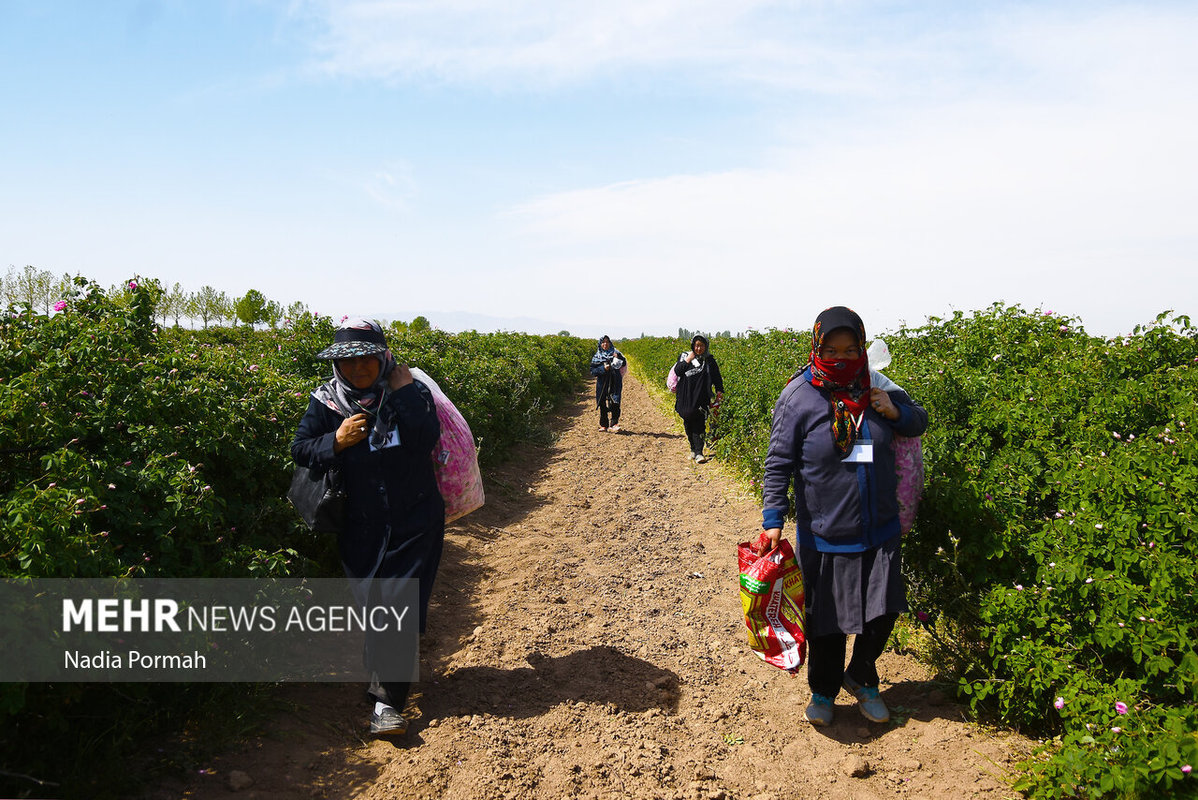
[806,612,898,698]
[360,498,445,713]
[599,397,621,428]
[372,679,412,711]
[680,408,707,455]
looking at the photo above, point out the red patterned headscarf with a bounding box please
[809,306,870,458]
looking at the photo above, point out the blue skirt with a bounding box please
[798,534,907,638]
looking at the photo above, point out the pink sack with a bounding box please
[666,365,679,393]
[409,368,485,524]
[893,435,923,534]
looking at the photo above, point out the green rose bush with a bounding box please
[0,277,591,796]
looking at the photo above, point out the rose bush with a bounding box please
[0,278,592,796]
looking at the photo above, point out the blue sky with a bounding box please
[3,1,1196,338]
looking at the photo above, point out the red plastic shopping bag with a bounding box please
[738,532,806,672]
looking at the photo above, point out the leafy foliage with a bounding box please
[890,306,1198,799]
[0,278,592,797]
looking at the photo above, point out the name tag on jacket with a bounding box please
[844,443,873,463]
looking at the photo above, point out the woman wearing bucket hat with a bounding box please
[290,318,444,737]
[758,306,928,727]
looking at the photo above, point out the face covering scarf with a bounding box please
[808,307,871,458]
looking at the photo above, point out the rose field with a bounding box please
[2,280,1196,799]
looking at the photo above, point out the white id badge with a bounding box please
[845,443,874,463]
[369,428,401,452]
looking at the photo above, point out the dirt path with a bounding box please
[154,371,1033,800]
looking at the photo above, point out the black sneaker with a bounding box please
[370,706,408,736]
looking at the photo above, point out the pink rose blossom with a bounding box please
[1054,697,1065,710]
[1115,701,1129,715]
[53,300,67,312]
[128,280,138,290]
[1110,726,1122,733]
[1182,765,1192,775]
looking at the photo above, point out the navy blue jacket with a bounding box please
[762,372,928,552]
[290,381,444,581]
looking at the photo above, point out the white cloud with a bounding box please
[294,0,761,84]
[498,6,1198,335]
[289,0,989,96]
[317,160,419,213]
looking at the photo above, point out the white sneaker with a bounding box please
[695,453,708,463]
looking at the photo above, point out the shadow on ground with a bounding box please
[414,645,679,728]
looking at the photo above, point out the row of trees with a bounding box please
[2,265,308,329]
[677,327,735,341]
[3,265,439,333]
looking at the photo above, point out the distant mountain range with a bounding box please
[364,310,666,340]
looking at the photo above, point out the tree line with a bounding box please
[1,264,433,332]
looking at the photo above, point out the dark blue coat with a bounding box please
[762,372,928,553]
[291,381,445,632]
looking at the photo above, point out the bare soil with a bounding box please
[151,371,1033,800]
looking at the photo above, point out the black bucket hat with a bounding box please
[314,318,389,360]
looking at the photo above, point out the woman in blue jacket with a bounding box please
[759,306,928,726]
[291,319,444,737]
[590,335,626,432]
